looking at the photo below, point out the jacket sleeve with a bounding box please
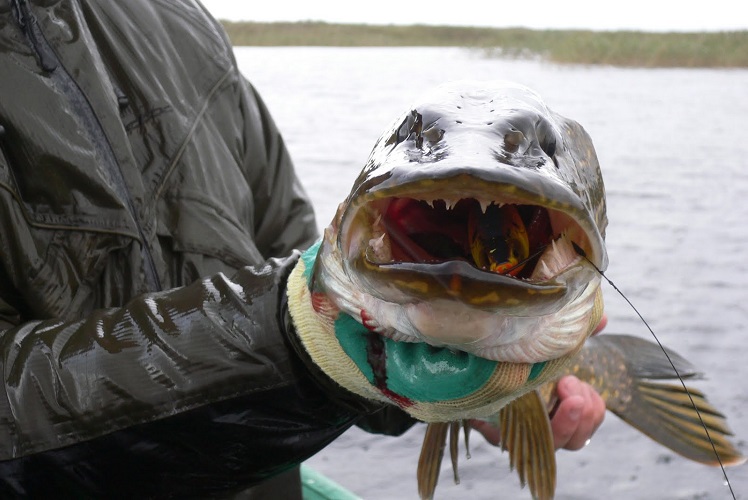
[0,254,381,497]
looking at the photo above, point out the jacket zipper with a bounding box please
[10,0,163,291]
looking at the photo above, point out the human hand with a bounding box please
[549,314,607,449]
[470,315,608,451]
[547,374,605,450]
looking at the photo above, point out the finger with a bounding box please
[550,393,584,450]
[468,419,501,446]
[564,384,604,450]
[592,314,608,335]
[551,377,606,450]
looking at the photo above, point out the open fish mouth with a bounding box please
[341,180,602,316]
[367,198,580,279]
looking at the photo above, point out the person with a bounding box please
[0,0,605,497]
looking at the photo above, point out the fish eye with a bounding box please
[541,136,556,158]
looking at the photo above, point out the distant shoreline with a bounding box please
[220,21,748,68]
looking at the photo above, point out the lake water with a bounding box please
[234,47,748,499]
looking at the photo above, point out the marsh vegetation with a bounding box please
[221,21,748,68]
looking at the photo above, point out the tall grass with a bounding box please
[220,21,748,68]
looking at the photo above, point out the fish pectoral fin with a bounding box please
[498,390,557,500]
[417,422,450,500]
[615,380,747,467]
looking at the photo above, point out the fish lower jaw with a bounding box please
[355,279,601,363]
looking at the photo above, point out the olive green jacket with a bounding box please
[0,0,398,496]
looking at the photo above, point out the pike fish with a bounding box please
[287,81,744,499]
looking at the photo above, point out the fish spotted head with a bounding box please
[313,81,607,364]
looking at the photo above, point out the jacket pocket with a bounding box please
[0,136,133,319]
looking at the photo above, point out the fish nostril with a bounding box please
[504,130,524,153]
[423,127,444,143]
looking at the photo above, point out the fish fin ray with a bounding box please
[462,419,472,459]
[449,421,461,484]
[499,390,556,500]
[417,422,450,500]
[613,379,746,466]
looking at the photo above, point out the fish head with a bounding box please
[313,81,607,364]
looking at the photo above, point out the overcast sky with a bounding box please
[199,0,747,32]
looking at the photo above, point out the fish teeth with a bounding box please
[530,234,579,281]
[444,198,459,210]
[541,261,552,279]
[479,199,491,213]
[368,233,390,262]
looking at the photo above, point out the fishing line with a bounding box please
[572,242,738,500]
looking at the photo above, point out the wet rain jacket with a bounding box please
[0,0,407,496]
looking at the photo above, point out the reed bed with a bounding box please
[220,21,748,68]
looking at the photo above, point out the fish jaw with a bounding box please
[313,80,607,364]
